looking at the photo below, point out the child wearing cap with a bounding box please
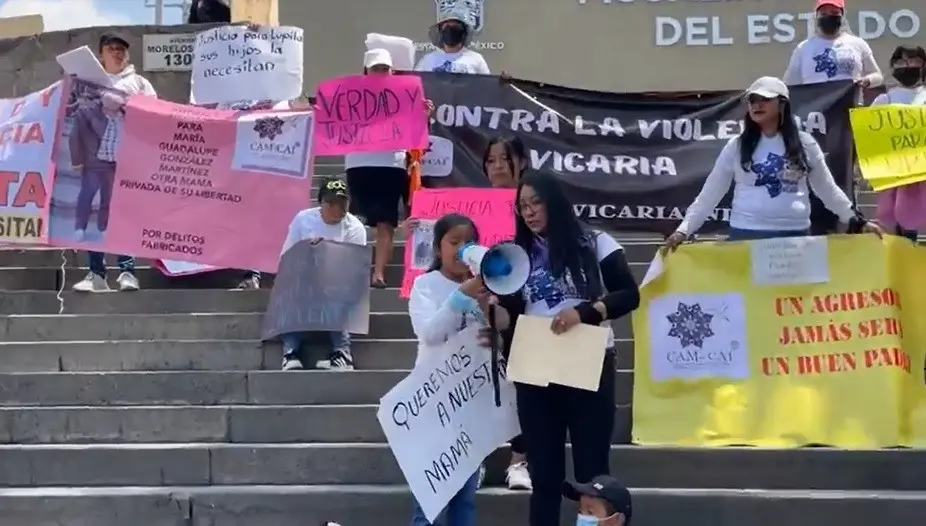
[564,475,632,526]
[783,0,882,88]
[277,177,367,371]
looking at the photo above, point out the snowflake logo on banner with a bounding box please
[253,116,285,140]
[666,302,715,348]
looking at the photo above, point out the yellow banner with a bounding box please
[632,235,926,448]
[850,104,926,185]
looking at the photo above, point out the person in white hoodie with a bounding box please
[782,0,882,89]
[278,177,367,371]
[414,6,490,74]
[72,33,157,293]
[663,76,882,249]
[407,212,505,526]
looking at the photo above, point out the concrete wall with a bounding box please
[281,0,924,92]
[0,24,213,101]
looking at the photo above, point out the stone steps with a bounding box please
[1,443,924,490]
[0,485,920,526]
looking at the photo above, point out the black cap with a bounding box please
[99,33,130,52]
[564,476,632,522]
[318,177,349,202]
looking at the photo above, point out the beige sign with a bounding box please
[0,14,43,39]
[283,0,924,93]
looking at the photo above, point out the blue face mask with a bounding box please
[577,514,599,526]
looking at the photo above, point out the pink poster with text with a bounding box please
[400,188,515,298]
[101,96,312,272]
[313,74,428,155]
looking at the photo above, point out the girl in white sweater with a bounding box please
[407,213,502,526]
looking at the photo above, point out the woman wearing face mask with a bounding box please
[414,8,490,74]
[346,49,434,288]
[663,76,881,250]
[873,46,926,243]
[490,173,640,526]
[402,137,533,490]
[783,0,882,89]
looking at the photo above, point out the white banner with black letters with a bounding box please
[377,327,520,521]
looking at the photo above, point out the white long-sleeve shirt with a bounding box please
[279,207,366,255]
[783,34,882,86]
[678,131,855,234]
[408,270,485,367]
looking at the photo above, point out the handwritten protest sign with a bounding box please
[313,74,428,155]
[377,327,519,522]
[261,240,371,339]
[851,104,926,188]
[0,81,62,243]
[45,80,312,272]
[191,25,304,105]
[401,188,515,297]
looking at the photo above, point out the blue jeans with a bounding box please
[281,331,351,356]
[411,469,479,526]
[726,228,809,241]
[88,252,134,278]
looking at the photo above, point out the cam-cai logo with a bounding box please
[253,116,285,140]
[232,112,311,178]
[421,135,453,177]
[415,0,505,52]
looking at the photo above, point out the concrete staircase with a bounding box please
[0,164,922,526]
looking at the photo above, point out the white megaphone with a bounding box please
[457,241,531,296]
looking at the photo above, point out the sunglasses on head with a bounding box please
[325,180,347,191]
[746,94,776,104]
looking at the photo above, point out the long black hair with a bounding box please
[427,213,480,272]
[482,136,527,181]
[739,96,810,174]
[514,173,602,300]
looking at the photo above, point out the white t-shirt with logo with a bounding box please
[783,34,878,85]
[678,132,855,234]
[279,207,366,255]
[522,232,622,347]
[415,48,491,74]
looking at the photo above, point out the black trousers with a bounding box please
[515,350,616,526]
[895,225,918,243]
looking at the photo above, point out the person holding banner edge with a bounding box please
[662,76,882,251]
[345,48,434,289]
[415,5,490,74]
[488,173,640,526]
[71,33,156,293]
[403,136,533,491]
[782,0,882,89]
[408,213,506,526]
[278,178,367,371]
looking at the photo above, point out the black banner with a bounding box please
[417,74,857,235]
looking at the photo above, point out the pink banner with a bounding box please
[46,86,312,273]
[313,74,428,155]
[400,188,516,298]
[0,81,66,245]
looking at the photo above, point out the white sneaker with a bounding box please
[73,229,85,242]
[506,461,532,490]
[282,356,304,370]
[116,271,139,291]
[72,272,109,292]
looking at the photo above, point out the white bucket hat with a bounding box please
[428,3,476,48]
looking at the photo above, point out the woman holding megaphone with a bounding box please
[488,173,641,526]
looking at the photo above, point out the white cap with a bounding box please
[746,76,789,99]
[363,48,393,69]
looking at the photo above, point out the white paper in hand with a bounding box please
[750,236,829,286]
